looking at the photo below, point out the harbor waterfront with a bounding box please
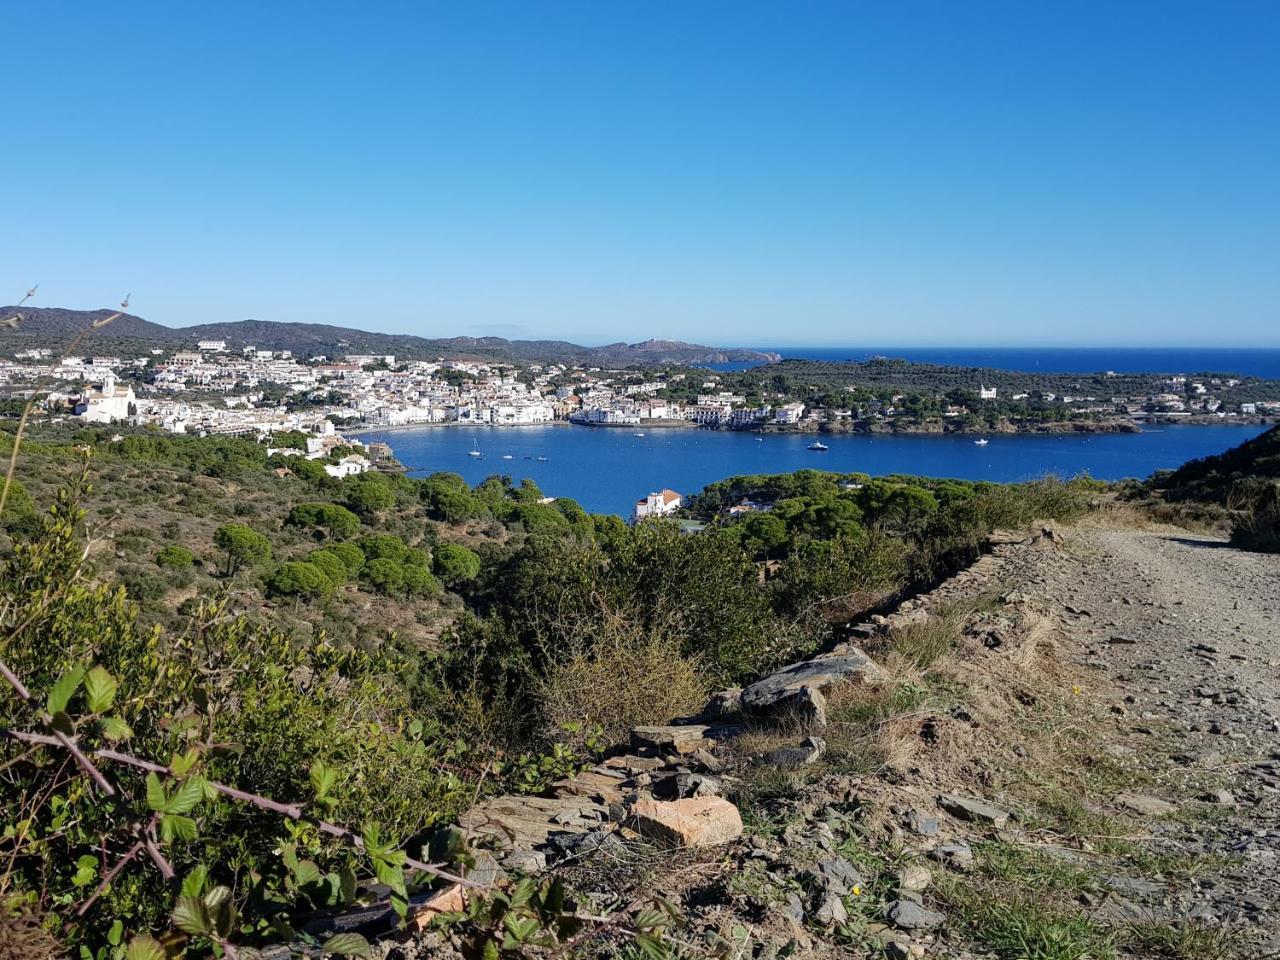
[355,422,1270,517]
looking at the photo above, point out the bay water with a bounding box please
[357,423,1268,517]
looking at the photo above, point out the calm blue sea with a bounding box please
[711,347,1280,377]
[357,424,1270,517]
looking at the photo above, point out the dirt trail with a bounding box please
[1028,525,1280,950]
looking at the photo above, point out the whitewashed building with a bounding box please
[633,488,682,523]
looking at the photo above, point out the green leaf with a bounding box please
[107,919,124,947]
[360,823,384,857]
[181,864,209,897]
[124,936,166,960]
[100,715,134,740]
[372,859,406,899]
[503,915,539,943]
[71,854,98,887]
[83,666,118,713]
[166,776,206,815]
[170,749,200,776]
[171,894,210,935]
[145,772,167,812]
[309,760,337,800]
[633,932,669,960]
[46,665,86,715]
[338,867,358,903]
[508,877,536,912]
[160,813,198,843]
[204,885,235,938]
[321,933,372,958]
[291,859,322,888]
[543,878,566,916]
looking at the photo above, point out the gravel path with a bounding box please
[1034,527,1280,953]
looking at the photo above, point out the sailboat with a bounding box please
[468,438,483,458]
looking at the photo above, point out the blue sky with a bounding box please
[3,1,1278,346]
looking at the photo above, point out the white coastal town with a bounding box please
[3,340,1275,450]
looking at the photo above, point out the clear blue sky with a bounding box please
[3,1,1278,346]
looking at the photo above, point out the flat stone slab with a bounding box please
[629,796,744,848]
[1116,793,1178,817]
[741,648,886,712]
[460,795,612,849]
[630,724,741,754]
[938,793,1010,827]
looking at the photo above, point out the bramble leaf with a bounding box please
[124,936,166,960]
[310,760,337,800]
[204,885,235,938]
[172,894,210,935]
[100,715,133,740]
[84,665,118,712]
[46,665,86,715]
[181,864,209,897]
[145,773,167,812]
[160,813,198,842]
[166,776,206,815]
[321,933,372,957]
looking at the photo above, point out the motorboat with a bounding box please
[974,438,990,446]
[807,440,829,451]
[501,454,514,460]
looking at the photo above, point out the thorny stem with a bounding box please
[76,839,144,917]
[3,729,483,889]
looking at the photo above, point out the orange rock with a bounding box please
[410,883,467,930]
[629,796,743,848]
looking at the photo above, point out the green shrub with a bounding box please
[155,544,196,569]
[324,539,366,574]
[307,548,350,586]
[434,542,481,584]
[268,560,334,599]
[401,564,439,597]
[0,484,474,953]
[1231,484,1280,553]
[358,533,409,563]
[213,523,272,576]
[286,502,361,539]
[343,474,395,517]
[362,556,405,594]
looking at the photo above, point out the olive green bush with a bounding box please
[0,479,474,955]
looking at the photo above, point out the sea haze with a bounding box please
[711,348,1280,377]
[358,423,1269,517]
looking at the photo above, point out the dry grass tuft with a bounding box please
[539,622,708,747]
[0,909,64,960]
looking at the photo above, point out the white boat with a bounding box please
[633,431,645,437]
[501,454,514,460]
[974,438,990,446]
[536,456,550,462]
[468,439,483,457]
[807,441,829,451]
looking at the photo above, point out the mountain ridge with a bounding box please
[0,306,781,366]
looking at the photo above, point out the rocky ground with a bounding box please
[356,519,1280,960]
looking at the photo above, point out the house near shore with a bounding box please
[633,488,682,523]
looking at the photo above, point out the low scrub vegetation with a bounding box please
[0,423,1107,955]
